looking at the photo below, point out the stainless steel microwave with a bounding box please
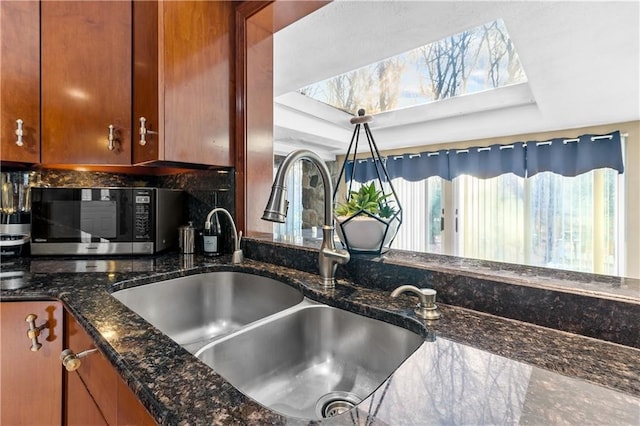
[30,187,185,255]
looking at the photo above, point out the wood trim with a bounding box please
[235,1,272,233]
[234,0,330,233]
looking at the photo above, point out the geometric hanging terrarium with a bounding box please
[333,109,402,254]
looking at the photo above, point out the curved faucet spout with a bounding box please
[262,149,350,287]
[205,207,243,264]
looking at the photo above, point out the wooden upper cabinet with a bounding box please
[1,301,63,425]
[133,1,233,167]
[0,1,40,163]
[41,1,132,165]
[133,0,159,164]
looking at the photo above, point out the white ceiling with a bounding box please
[273,1,640,160]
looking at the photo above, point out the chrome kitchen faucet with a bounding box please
[262,149,350,287]
[204,207,243,264]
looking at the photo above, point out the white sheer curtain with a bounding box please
[388,171,622,275]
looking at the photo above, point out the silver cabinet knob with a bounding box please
[139,117,158,146]
[25,313,49,351]
[15,119,24,146]
[107,124,118,151]
[60,348,99,372]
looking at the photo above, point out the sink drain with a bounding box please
[316,391,362,418]
[323,400,355,417]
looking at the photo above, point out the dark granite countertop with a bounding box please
[1,250,639,425]
[255,232,640,301]
[246,235,640,348]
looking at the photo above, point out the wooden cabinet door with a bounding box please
[41,1,132,165]
[0,1,40,163]
[133,0,232,167]
[117,378,156,426]
[0,301,63,425]
[132,0,159,164]
[66,372,108,426]
[64,310,155,425]
[65,310,118,425]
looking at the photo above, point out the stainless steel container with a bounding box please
[178,222,195,254]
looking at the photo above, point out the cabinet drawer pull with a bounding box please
[60,348,99,371]
[15,119,24,146]
[107,124,118,151]
[25,313,49,351]
[138,117,158,146]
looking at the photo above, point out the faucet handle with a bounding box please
[232,231,244,264]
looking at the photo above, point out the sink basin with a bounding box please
[195,303,423,419]
[111,272,303,352]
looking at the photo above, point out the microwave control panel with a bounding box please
[133,189,154,240]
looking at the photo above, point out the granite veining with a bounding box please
[1,249,639,425]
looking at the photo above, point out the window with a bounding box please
[392,177,445,254]
[273,132,627,276]
[391,169,623,275]
[298,19,526,114]
[455,173,525,264]
[273,159,304,243]
[525,170,622,274]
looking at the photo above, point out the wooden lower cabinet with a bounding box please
[65,367,153,426]
[66,371,108,426]
[0,302,153,425]
[0,301,63,425]
[117,378,157,426]
[64,311,156,425]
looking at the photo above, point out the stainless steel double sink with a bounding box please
[112,271,423,420]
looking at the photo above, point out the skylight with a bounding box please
[298,19,527,115]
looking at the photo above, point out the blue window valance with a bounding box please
[345,157,395,183]
[448,142,526,179]
[386,149,449,181]
[526,131,624,177]
[345,131,624,183]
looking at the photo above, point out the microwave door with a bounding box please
[30,188,137,255]
[80,200,118,241]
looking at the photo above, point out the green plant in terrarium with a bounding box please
[377,202,397,219]
[335,182,397,218]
